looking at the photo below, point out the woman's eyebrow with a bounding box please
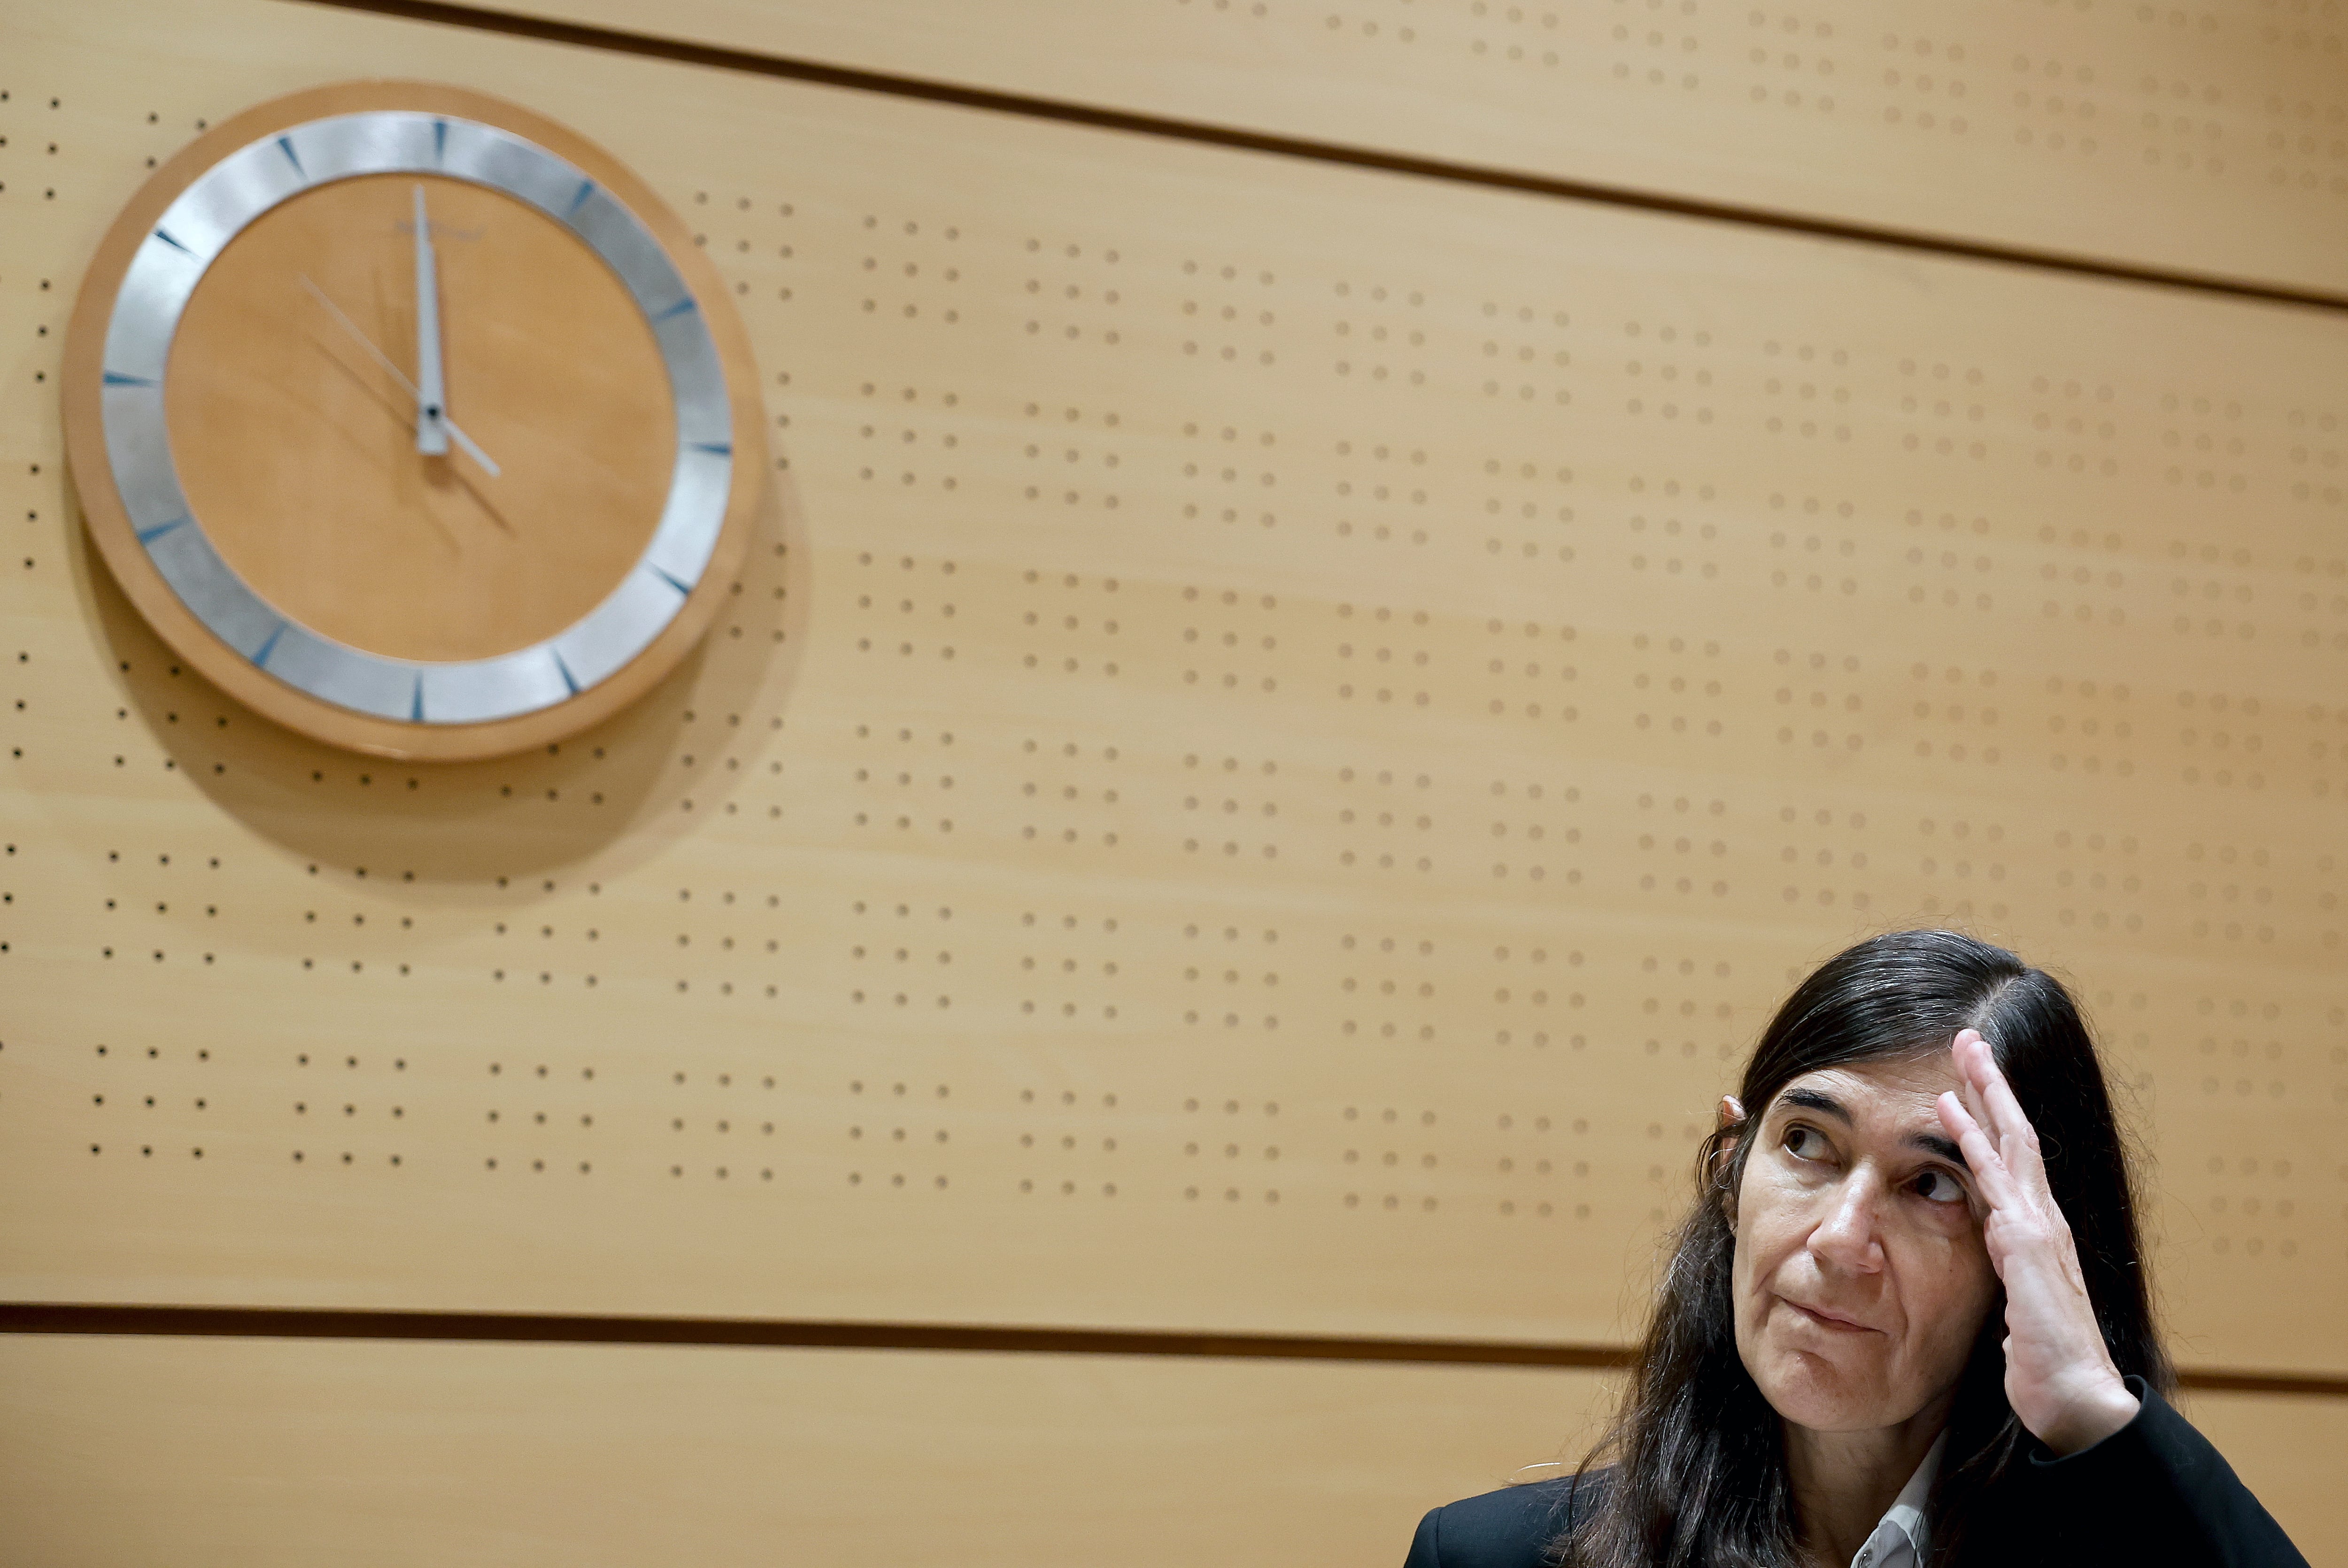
[1909,1131,1967,1166]
[1779,1088,1849,1123]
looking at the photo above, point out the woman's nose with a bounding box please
[1807,1174,1886,1274]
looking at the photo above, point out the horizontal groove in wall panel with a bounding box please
[3,1303,2344,1398]
[3,0,2345,1378]
[0,1304,1636,1365]
[303,0,2348,300]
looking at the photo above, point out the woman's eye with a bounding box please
[1914,1169,1968,1205]
[1784,1127,1826,1161]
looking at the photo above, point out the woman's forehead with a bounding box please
[1767,1052,1962,1120]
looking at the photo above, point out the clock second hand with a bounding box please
[297,273,502,479]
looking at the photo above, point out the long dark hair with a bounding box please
[1557,929,2170,1568]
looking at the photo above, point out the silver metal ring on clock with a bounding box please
[97,111,732,725]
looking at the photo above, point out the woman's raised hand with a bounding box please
[1936,1028,2141,1455]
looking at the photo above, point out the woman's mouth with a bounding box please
[1782,1296,1874,1333]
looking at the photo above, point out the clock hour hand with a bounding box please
[412,185,452,457]
[299,274,501,478]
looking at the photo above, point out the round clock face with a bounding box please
[63,84,762,760]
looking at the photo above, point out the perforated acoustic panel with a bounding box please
[0,0,2344,1371]
[456,0,2348,297]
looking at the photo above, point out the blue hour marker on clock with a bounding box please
[276,135,305,179]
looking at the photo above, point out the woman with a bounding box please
[1406,929,2308,1568]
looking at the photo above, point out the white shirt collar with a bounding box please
[1848,1430,1945,1568]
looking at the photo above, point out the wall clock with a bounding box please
[62,81,763,761]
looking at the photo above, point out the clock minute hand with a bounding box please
[412,185,451,458]
[298,274,501,478]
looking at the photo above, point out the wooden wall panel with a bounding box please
[0,1336,1619,1568]
[3,1336,2340,1568]
[1,0,2344,1374]
[437,0,2348,297]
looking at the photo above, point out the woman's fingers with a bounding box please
[1959,1030,2053,1199]
[1991,1070,2047,1192]
[1936,1089,2022,1217]
[1950,1031,2005,1149]
[1943,1043,2073,1286]
[1953,1031,2008,1140]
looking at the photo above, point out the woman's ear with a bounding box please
[1710,1096,1747,1212]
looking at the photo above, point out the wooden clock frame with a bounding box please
[61,80,765,762]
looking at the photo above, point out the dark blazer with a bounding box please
[1404,1380,2309,1568]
